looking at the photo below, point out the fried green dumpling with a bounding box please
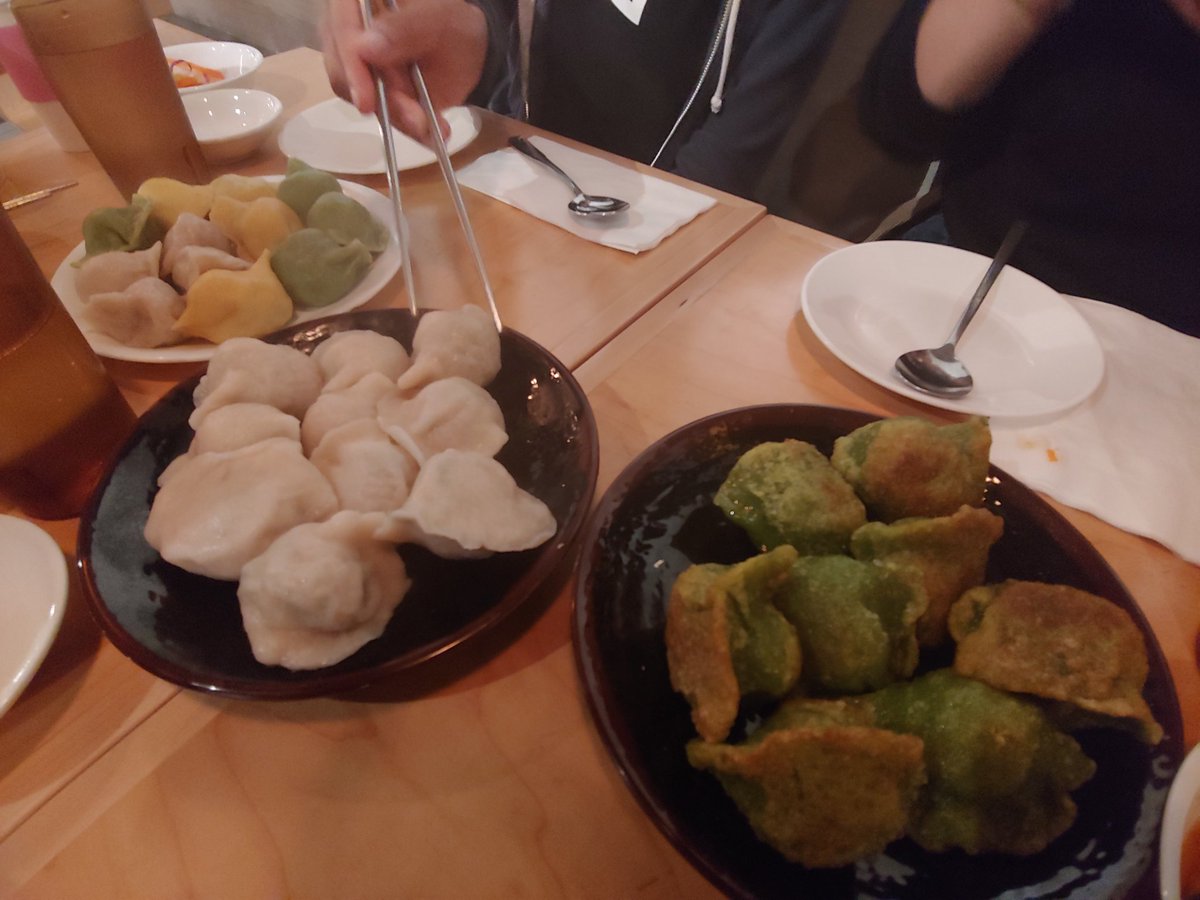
[831,416,991,522]
[775,555,926,695]
[949,580,1162,744]
[714,440,866,555]
[270,228,373,309]
[851,505,1003,647]
[307,192,390,253]
[687,697,926,868]
[277,157,344,220]
[868,670,1096,856]
[81,194,166,257]
[665,546,802,742]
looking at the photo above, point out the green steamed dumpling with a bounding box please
[307,192,390,253]
[81,194,166,257]
[277,157,343,220]
[270,228,372,308]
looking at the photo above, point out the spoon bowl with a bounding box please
[510,136,629,218]
[894,220,1028,399]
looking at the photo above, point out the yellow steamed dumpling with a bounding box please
[209,195,303,262]
[135,177,215,228]
[210,173,278,204]
[175,251,294,343]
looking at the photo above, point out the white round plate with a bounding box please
[52,178,402,364]
[163,41,264,94]
[1160,742,1200,900]
[0,516,67,718]
[800,241,1105,419]
[277,98,481,175]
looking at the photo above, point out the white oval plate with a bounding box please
[1161,742,1200,900]
[163,41,264,94]
[52,178,402,363]
[800,241,1105,419]
[277,98,481,175]
[0,516,67,718]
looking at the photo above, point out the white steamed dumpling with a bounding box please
[170,245,252,291]
[300,371,396,455]
[75,242,163,303]
[309,418,420,513]
[395,305,501,392]
[311,328,412,392]
[189,402,302,455]
[376,376,507,465]
[238,511,411,670]
[160,211,234,277]
[81,275,184,348]
[190,337,324,428]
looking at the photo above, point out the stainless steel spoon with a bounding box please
[509,136,630,217]
[894,220,1029,398]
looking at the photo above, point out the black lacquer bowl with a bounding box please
[573,404,1182,900]
[78,309,598,699]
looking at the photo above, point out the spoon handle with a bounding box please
[509,136,587,198]
[945,219,1029,346]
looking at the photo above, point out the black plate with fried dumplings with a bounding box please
[573,404,1182,900]
[78,309,598,698]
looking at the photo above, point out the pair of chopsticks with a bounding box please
[358,0,501,332]
[2,180,77,211]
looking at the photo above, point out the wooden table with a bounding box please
[2,27,1196,900]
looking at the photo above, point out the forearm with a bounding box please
[914,0,1072,111]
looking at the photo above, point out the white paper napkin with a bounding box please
[989,297,1200,565]
[455,136,716,253]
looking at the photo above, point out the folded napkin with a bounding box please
[455,136,716,253]
[989,297,1200,565]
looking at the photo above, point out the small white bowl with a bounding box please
[163,41,264,94]
[1161,742,1200,900]
[184,88,283,165]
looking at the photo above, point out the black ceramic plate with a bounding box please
[78,309,598,698]
[573,404,1182,900]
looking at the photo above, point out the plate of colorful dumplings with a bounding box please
[77,307,598,698]
[574,404,1183,900]
[51,159,403,364]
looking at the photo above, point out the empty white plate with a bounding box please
[800,241,1105,419]
[0,516,67,717]
[277,98,481,175]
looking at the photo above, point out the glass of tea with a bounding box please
[0,205,137,520]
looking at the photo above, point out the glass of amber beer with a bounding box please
[0,205,137,520]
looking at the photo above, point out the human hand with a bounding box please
[1164,0,1200,33]
[321,0,488,142]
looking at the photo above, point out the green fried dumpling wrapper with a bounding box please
[307,192,390,253]
[665,546,802,743]
[714,440,866,555]
[687,697,926,868]
[776,555,926,694]
[831,416,991,522]
[81,194,166,257]
[867,670,1096,856]
[270,228,373,309]
[949,580,1163,744]
[277,157,343,220]
[851,504,1003,647]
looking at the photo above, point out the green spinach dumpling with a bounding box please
[81,194,166,257]
[277,157,343,220]
[270,228,372,309]
[307,192,390,253]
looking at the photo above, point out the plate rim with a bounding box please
[76,308,599,700]
[571,401,1183,899]
[51,176,402,364]
[0,515,68,717]
[799,241,1106,419]
[276,98,482,176]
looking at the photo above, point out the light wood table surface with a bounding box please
[0,23,760,897]
[3,24,1196,900]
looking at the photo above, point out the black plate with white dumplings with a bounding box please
[78,309,598,698]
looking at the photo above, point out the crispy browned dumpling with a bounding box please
[687,698,926,868]
[949,580,1163,744]
[713,440,867,555]
[830,416,991,522]
[851,505,1004,647]
[665,547,802,742]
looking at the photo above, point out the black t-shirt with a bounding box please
[529,0,721,165]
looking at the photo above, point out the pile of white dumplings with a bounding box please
[144,306,557,671]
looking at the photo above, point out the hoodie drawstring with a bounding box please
[709,0,742,113]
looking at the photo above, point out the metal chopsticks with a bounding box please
[357,0,417,315]
[2,180,77,211]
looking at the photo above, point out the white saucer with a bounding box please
[277,98,481,175]
[800,241,1105,419]
[1161,742,1200,900]
[0,516,67,717]
[52,177,402,364]
[163,41,264,94]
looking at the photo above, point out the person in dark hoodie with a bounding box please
[321,0,846,199]
[859,0,1200,337]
